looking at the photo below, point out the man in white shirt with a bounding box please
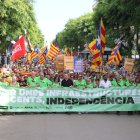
[99,74,112,88]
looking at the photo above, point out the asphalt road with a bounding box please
[0,113,140,140]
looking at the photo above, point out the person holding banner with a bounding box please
[27,71,37,87]
[85,77,93,88]
[39,72,48,88]
[61,74,73,87]
[0,76,9,86]
[45,74,53,87]
[99,74,112,88]
[93,78,100,88]
[52,76,61,88]
[10,76,19,87]
[74,74,86,89]
[115,75,126,87]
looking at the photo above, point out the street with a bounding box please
[0,113,140,140]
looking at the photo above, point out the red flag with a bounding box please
[12,35,26,61]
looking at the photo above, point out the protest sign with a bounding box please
[55,55,64,71]
[74,59,83,72]
[124,58,134,72]
[64,56,74,70]
[0,87,140,112]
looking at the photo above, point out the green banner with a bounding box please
[0,87,140,112]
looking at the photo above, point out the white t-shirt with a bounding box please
[99,80,112,88]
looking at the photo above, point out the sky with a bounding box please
[34,0,94,45]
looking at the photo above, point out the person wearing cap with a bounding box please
[99,74,111,88]
[74,74,86,88]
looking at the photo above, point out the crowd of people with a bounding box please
[0,57,140,89]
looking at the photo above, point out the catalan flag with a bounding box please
[38,47,48,64]
[38,54,45,64]
[27,52,32,64]
[107,42,122,65]
[91,43,102,67]
[88,39,97,55]
[90,19,106,68]
[27,45,39,63]
[47,43,60,60]
[96,18,106,58]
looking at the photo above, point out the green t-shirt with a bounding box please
[10,83,19,87]
[34,76,41,84]
[0,82,9,86]
[118,79,126,87]
[74,79,86,88]
[52,82,61,88]
[27,77,32,84]
[111,79,118,87]
[137,83,140,87]
[130,82,136,87]
[86,82,93,88]
[44,78,53,86]
[39,79,48,88]
[28,81,37,87]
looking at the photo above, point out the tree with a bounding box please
[57,13,96,51]
[93,0,140,57]
[0,0,44,53]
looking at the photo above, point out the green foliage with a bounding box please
[0,0,44,52]
[57,13,96,51]
[57,0,140,57]
[93,0,140,56]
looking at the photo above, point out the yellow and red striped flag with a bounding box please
[47,43,60,60]
[38,54,45,64]
[90,19,106,68]
[96,18,106,58]
[38,47,48,64]
[107,42,122,65]
[27,45,39,63]
[88,39,97,55]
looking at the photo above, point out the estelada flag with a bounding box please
[12,35,26,61]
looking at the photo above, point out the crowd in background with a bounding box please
[0,56,140,89]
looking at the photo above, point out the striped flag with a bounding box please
[107,42,122,65]
[38,54,45,64]
[38,47,48,64]
[47,43,60,60]
[91,43,102,67]
[88,39,96,55]
[96,18,106,58]
[27,45,39,63]
[27,52,32,64]
[90,19,106,68]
